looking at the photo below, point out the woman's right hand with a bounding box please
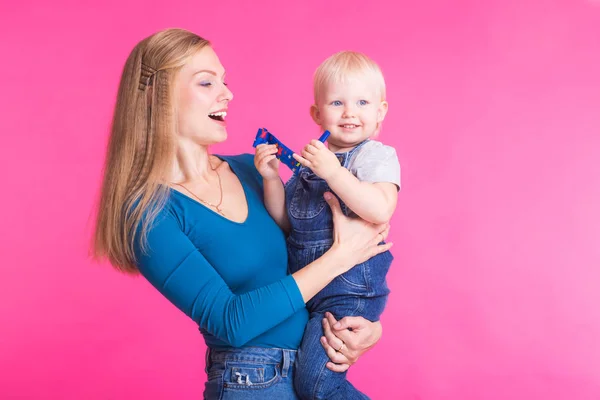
[324,192,392,272]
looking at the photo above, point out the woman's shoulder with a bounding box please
[217,153,263,188]
[218,153,254,168]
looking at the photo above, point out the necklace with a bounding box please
[173,162,225,216]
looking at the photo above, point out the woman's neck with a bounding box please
[169,139,218,184]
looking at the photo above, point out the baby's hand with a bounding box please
[293,140,341,181]
[254,144,280,181]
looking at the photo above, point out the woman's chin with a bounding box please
[202,129,228,145]
[214,129,228,143]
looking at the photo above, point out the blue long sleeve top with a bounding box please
[134,154,309,349]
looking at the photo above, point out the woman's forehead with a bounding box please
[183,47,226,77]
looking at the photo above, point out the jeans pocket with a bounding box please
[289,171,328,220]
[223,362,281,390]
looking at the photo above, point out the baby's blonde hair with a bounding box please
[313,51,386,103]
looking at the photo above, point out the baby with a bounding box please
[254,51,400,400]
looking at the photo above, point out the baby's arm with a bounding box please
[263,178,291,233]
[254,144,291,232]
[326,170,397,225]
[294,140,400,225]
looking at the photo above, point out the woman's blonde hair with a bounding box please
[313,51,386,103]
[92,28,210,273]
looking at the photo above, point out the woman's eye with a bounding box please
[199,81,212,87]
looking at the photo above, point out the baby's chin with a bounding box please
[326,137,366,152]
[328,133,370,145]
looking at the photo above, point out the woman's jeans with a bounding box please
[204,347,298,399]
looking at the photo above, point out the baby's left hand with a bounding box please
[293,140,341,181]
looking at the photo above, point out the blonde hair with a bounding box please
[313,51,386,103]
[91,28,211,273]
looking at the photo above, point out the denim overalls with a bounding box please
[284,140,393,400]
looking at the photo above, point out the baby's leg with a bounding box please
[294,312,369,400]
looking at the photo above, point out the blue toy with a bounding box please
[253,128,330,173]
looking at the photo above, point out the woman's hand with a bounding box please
[320,312,383,372]
[324,193,392,272]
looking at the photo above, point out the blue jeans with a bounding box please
[284,141,392,400]
[204,347,298,399]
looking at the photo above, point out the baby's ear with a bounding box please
[377,101,389,123]
[310,104,321,125]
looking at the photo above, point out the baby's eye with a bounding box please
[331,100,342,106]
[358,100,369,106]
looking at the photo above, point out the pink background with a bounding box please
[1,0,599,399]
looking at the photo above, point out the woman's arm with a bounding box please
[320,312,383,372]
[135,211,303,348]
[292,193,391,302]
[135,195,390,348]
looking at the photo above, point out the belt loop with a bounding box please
[281,350,291,378]
[204,347,211,374]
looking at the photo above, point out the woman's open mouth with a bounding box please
[208,111,227,121]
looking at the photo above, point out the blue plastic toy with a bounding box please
[253,128,330,173]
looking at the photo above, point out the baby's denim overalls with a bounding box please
[284,140,393,400]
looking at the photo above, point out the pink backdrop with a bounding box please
[1,0,599,399]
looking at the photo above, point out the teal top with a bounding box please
[134,154,309,349]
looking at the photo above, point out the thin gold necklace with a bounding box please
[173,162,225,216]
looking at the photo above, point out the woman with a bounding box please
[92,28,391,399]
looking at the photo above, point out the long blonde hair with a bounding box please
[92,28,210,273]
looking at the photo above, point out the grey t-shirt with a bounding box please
[347,140,401,190]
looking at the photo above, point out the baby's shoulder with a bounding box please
[351,140,398,162]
